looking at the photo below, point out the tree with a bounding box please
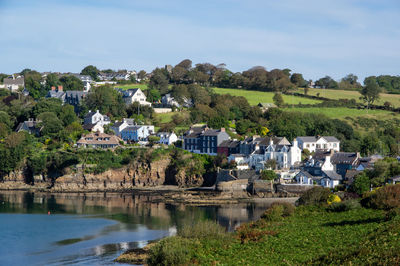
[137,70,147,81]
[176,59,192,70]
[81,65,100,81]
[360,78,381,109]
[290,73,306,87]
[315,76,338,89]
[45,73,61,89]
[260,169,277,180]
[37,112,64,136]
[273,93,284,107]
[207,116,228,129]
[59,75,84,91]
[148,136,160,146]
[149,68,169,95]
[25,70,46,98]
[84,85,126,118]
[32,98,63,118]
[59,104,78,126]
[146,89,161,103]
[352,172,371,195]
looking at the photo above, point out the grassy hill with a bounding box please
[284,107,398,120]
[297,88,400,108]
[212,87,321,106]
[113,83,148,91]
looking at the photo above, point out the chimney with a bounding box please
[51,86,56,91]
[58,85,63,91]
[330,149,335,156]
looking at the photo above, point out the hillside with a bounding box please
[297,87,400,108]
[211,87,321,106]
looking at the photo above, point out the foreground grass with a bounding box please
[145,206,400,265]
[212,87,321,106]
[284,107,398,120]
[297,87,400,108]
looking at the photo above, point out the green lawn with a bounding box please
[284,107,398,120]
[114,83,148,91]
[212,87,321,106]
[154,112,176,123]
[297,88,400,108]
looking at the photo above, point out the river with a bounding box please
[0,191,284,265]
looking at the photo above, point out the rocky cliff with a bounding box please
[0,157,205,191]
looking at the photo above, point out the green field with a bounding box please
[154,112,176,123]
[212,87,321,106]
[114,83,148,91]
[284,107,398,120]
[297,88,400,108]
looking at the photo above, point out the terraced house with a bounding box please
[183,126,230,155]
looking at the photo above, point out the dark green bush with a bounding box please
[147,237,192,266]
[327,200,361,212]
[385,207,400,221]
[261,202,295,221]
[361,184,400,210]
[297,187,331,206]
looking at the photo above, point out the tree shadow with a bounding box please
[323,217,384,227]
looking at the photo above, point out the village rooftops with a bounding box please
[297,136,340,143]
[77,132,121,147]
[331,152,360,165]
[4,76,24,86]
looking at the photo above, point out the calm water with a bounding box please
[0,191,275,265]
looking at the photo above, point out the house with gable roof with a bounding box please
[117,88,151,106]
[296,136,340,152]
[84,110,111,127]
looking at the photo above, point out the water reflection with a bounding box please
[0,191,295,265]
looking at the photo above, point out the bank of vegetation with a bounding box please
[135,184,400,265]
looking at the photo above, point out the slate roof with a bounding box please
[47,90,65,99]
[77,132,121,146]
[297,136,340,143]
[322,170,343,180]
[4,76,24,86]
[331,152,359,165]
[219,140,240,148]
[65,91,88,98]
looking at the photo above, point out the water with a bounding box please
[0,191,276,265]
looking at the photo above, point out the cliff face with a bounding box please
[0,157,205,191]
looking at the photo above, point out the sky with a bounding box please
[0,0,399,81]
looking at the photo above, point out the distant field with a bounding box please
[297,88,400,108]
[284,107,398,120]
[212,87,321,106]
[113,83,148,91]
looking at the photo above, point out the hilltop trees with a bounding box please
[81,65,100,81]
[360,77,381,108]
[315,76,338,89]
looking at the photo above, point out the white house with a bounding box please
[110,118,136,136]
[71,74,93,91]
[120,125,154,142]
[2,75,24,92]
[248,139,302,170]
[83,123,104,133]
[156,132,178,145]
[119,88,151,106]
[84,110,111,126]
[296,136,340,152]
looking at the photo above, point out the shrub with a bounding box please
[327,194,341,205]
[297,186,331,206]
[361,184,400,210]
[385,207,400,221]
[178,220,228,240]
[327,199,361,212]
[147,237,192,266]
[235,220,277,244]
[261,202,295,221]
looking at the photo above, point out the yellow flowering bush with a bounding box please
[327,194,341,205]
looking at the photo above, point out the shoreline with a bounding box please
[0,185,299,205]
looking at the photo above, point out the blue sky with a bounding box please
[0,0,399,81]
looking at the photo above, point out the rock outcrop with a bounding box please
[0,157,205,191]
